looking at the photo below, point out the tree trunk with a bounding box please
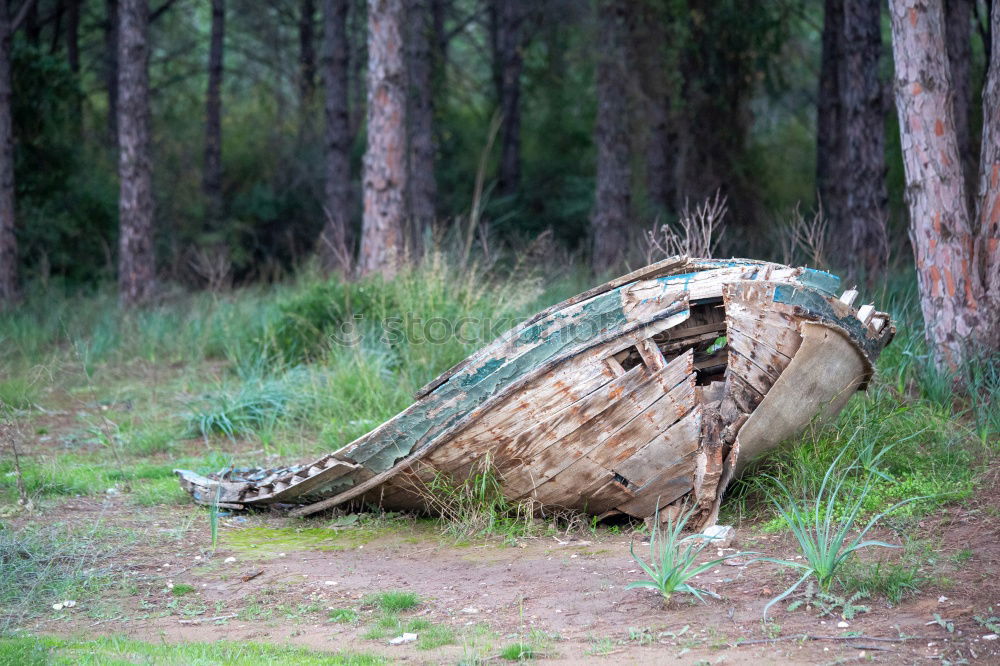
[105,0,118,145]
[407,0,435,257]
[319,0,351,274]
[299,0,316,108]
[889,0,987,367]
[817,0,844,229]
[359,0,407,277]
[203,0,224,222]
[974,1,1000,351]
[67,0,80,73]
[117,0,155,306]
[946,0,975,216]
[840,0,888,279]
[493,0,523,199]
[590,0,630,273]
[0,0,18,306]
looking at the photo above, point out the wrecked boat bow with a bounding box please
[177,257,894,529]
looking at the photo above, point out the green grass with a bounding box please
[0,635,384,665]
[417,624,456,650]
[365,590,419,613]
[499,642,537,661]
[328,608,358,624]
[0,378,38,411]
[0,522,125,632]
[170,583,196,597]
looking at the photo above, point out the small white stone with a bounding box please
[938,596,948,603]
[52,603,63,611]
[62,600,76,608]
[324,581,338,586]
[984,634,998,641]
[388,633,417,645]
[837,621,849,628]
[278,553,286,557]
[460,607,479,614]
[224,556,236,563]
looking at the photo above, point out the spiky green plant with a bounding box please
[626,505,755,603]
[757,446,927,617]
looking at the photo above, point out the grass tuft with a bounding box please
[365,590,419,613]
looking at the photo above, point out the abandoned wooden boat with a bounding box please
[177,256,894,529]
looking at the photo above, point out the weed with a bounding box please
[627,627,653,645]
[756,446,926,617]
[626,505,754,603]
[417,624,457,650]
[973,609,1000,633]
[329,608,359,623]
[0,378,37,411]
[838,560,922,605]
[930,613,955,633]
[0,635,385,665]
[170,583,197,597]
[365,590,419,613]
[786,582,871,619]
[209,485,221,551]
[585,637,616,655]
[499,642,536,661]
[419,456,538,541]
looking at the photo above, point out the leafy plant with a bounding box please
[625,505,755,603]
[974,609,1000,634]
[786,581,871,619]
[757,446,927,617]
[365,590,419,613]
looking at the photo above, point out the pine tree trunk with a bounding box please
[974,2,1000,350]
[319,0,351,274]
[117,0,155,306]
[299,0,316,108]
[407,0,436,257]
[204,0,225,222]
[817,0,844,231]
[359,0,407,277]
[493,0,523,199]
[106,0,119,145]
[946,0,975,216]
[841,0,888,278]
[590,0,630,273]
[889,0,986,367]
[0,0,18,306]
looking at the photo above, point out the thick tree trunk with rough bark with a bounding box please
[319,0,351,273]
[407,0,435,257]
[359,0,407,277]
[841,0,888,278]
[106,0,118,145]
[493,0,523,199]
[889,0,990,367]
[204,0,224,222]
[0,0,18,306]
[817,0,844,231]
[946,0,975,215]
[117,0,155,306]
[974,1,1000,351]
[299,0,316,107]
[590,0,630,273]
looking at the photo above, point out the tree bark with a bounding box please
[203,0,224,222]
[117,0,155,306]
[319,0,351,273]
[105,0,118,145]
[492,0,523,199]
[359,0,407,277]
[945,0,975,215]
[299,0,316,108]
[889,0,988,367]
[590,0,630,273]
[407,0,436,257]
[0,0,18,306]
[974,0,1000,351]
[840,0,888,278]
[817,0,844,228]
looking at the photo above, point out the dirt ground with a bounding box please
[11,476,1000,666]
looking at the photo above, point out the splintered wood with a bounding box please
[176,257,895,529]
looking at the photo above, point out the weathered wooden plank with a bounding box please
[611,406,702,488]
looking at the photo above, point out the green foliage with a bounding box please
[170,583,197,597]
[626,505,754,603]
[0,523,123,631]
[422,456,538,541]
[499,643,537,661]
[417,624,457,650]
[328,608,359,624]
[974,609,1000,634]
[786,581,871,620]
[0,378,37,412]
[756,447,925,617]
[838,560,922,606]
[365,591,419,614]
[0,635,385,665]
